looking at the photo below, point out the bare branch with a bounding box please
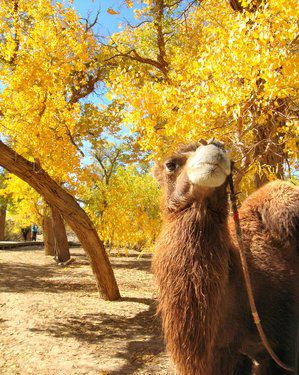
[174,0,197,21]
[82,9,101,32]
[65,124,85,157]
[94,153,109,182]
[124,19,152,30]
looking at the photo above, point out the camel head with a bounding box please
[154,139,231,213]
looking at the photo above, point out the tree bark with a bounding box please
[228,0,287,189]
[0,205,6,241]
[43,213,55,256]
[0,141,120,301]
[43,206,70,261]
[51,205,70,263]
[253,113,285,189]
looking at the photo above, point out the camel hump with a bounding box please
[242,180,299,247]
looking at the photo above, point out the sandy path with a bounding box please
[0,247,173,375]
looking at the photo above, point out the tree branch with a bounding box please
[65,124,85,157]
[81,9,100,32]
[104,47,168,77]
[94,153,109,183]
[0,140,120,300]
[153,0,168,69]
[68,73,99,104]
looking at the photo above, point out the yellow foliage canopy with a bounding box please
[109,0,298,191]
[0,174,41,229]
[0,0,99,182]
[82,166,161,250]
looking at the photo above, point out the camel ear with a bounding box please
[151,163,164,185]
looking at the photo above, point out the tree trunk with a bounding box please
[227,0,286,189]
[43,213,55,256]
[51,205,70,263]
[0,141,120,301]
[0,205,6,241]
[43,206,70,261]
[253,122,285,189]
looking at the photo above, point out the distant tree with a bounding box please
[82,158,161,250]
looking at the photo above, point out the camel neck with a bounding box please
[154,198,231,371]
[166,189,230,229]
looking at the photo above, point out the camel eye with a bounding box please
[165,161,177,172]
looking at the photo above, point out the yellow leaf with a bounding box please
[126,0,134,7]
[107,8,120,15]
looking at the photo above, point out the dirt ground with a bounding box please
[0,247,173,375]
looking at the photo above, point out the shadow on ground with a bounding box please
[0,249,169,374]
[30,296,166,374]
[112,259,152,272]
[70,253,152,272]
[71,251,152,260]
[0,251,152,294]
[0,262,98,294]
[108,297,167,375]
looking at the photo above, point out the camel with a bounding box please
[152,139,298,375]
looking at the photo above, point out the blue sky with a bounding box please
[70,1,141,163]
[72,0,141,36]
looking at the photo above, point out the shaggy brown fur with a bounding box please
[152,145,299,375]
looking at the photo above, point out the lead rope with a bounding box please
[228,174,294,373]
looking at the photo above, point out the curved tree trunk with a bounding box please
[51,205,70,263]
[0,205,6,241]
[0,141,120,301]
